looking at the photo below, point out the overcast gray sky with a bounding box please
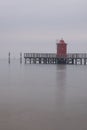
[0,0,87,58]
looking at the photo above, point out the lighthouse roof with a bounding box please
[59,39,65,44]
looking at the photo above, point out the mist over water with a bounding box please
[0,60,87,130]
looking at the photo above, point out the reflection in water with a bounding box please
[56,65,66,87]
[55,65,67,117]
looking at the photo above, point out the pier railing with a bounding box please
[24,53,87,58]
[24,53,57,58]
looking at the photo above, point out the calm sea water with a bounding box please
[0,59,87,130]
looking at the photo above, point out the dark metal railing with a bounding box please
[24,53,56,58]
[24,53,87,58]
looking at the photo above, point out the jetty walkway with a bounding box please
[24,53,87,65]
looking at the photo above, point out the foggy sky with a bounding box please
[0,0,87,58]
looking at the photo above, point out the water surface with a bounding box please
[0,60,87,130]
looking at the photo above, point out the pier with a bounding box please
[24,53,87,65]
[22,39,87,65]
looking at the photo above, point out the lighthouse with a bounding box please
[56,39,67,64]
[56,39,67,57]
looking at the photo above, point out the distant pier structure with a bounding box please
[24,39,87,65]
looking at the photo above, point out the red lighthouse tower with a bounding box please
[56,39,67,58]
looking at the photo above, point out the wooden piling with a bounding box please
[20,52,22,64]
[8,52,10,64]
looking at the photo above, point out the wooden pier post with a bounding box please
[25,58,26,64]
[20,52,22,64]
[8,52,10,64]
[75,59,77,65]
[84,58,86,65]
[72,58,74,64]
[80,58,82,65]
